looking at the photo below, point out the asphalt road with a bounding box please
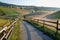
[20,21,53,40]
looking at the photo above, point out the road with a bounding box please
[20,21,53,40]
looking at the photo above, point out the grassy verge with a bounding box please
[8,19,20,40]
[25,20,60,40]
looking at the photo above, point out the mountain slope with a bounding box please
[46,11,60,19]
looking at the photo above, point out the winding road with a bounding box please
[20,21,53,40]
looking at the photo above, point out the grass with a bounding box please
[0,18,11,27]
[0,6,19,27]
[0,6,19,30]
[0,6,19,16]
[0,18,7,26]
[0,6,21,40]
[4,19,13,26]
[0,18,7,30]
[0,18,12,30]
[46,11,60,19]
[25,20,60,40]
[8,19,20,40]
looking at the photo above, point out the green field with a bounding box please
[0,6,19,16]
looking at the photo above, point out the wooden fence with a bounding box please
[0,18,18,40]
[32,19,60,37]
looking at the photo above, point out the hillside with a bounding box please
[0,6,19,20]
[46,11,60,19]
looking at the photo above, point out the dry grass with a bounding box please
[0,18,7,27]
[0,18,12,30]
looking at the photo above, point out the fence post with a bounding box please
[55,20,59,38]
[37,19,39,24]
[43,20,45,31]
[43,20,45,28]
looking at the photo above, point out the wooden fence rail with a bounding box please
[33,19,60,38]
[0,18,18,40]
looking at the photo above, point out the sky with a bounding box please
[0,0,60,8]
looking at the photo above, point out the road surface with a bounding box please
[20,21,53,40]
